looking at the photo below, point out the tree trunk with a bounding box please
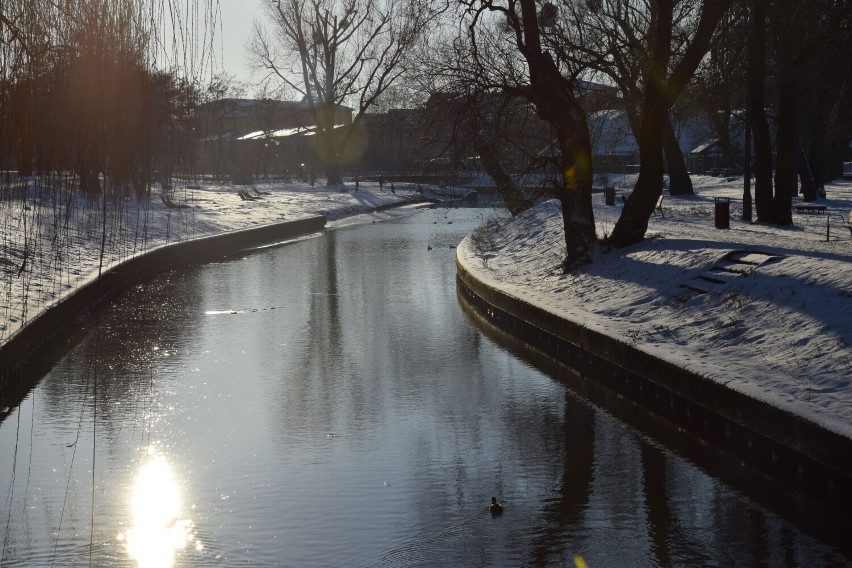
[543,96,596,267]
[773,103,796,224]
[748,0,775,223]
[772,0,796,225]
[326,161,342,186]
[609,87,668,247]
[663,117,693,195]
[518,0,595,267]
[750,109,774,221]
[314,104,342,186]
[608,0,673,248]
[460,94,533,216]
[473,129,532,216]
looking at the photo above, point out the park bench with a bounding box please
[794,204,827,215]
[237,188,260,201]
[826,210,852,241]
[618,193,664,217]
[160,194,189,208]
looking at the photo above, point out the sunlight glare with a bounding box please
[123,450,196,567]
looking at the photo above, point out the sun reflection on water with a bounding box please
[120,448,199,567]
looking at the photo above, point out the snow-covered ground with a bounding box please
[0,178,436,346]
[457,174,852,440]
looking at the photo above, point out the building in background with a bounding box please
[196,99,352,181]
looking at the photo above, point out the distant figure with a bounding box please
[489,496,503,517]
[355,177,360,191]
[379,176,385,191]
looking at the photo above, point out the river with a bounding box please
[0,205,849,567]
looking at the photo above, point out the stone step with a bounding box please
[683,276,728,295]
[714,260,755,275]
[724,250,783,266]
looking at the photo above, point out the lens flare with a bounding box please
[122,449,196,567]
[563,165,577,190]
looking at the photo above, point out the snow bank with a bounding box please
[458,175,852,439]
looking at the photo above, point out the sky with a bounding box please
[215,0,265,85]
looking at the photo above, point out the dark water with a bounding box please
[1,206,849,567]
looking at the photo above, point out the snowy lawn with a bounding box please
[0,178,428,346]
[458,175,852,439]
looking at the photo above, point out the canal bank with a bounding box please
[456,243,852,513]
[0,215,326,406]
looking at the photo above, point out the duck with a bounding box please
[489,496,503,516]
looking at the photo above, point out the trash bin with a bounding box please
[604,186,615,206]
[715,197,730,229]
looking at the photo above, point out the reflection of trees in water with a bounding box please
[659,461,774,567]
[527,391,595,566]
[457,293,845,565]
[280,232,343,433]
[261,220,601,560]
[272,226,486,438]
[641,444,675,567]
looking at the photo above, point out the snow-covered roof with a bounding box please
[202,124,350,142]
[588,109,722,157]
[236,127,307,140]
[690,139,719,155]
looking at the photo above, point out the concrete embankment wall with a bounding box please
[0,215,327,401]
[456,256,852,507]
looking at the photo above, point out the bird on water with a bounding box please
[489,496,503,517]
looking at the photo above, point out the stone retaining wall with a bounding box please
[456,256,851,508]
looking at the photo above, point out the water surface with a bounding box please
[1,205,849,566]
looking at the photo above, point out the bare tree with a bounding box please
[747,0,852,222]
[1,0,217,193]
[575,2,695,196]
[461,0,597,267]
[593,0,732,248]
[688,3,747,175]
[413,25,547,215]
[250,0,442,186]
